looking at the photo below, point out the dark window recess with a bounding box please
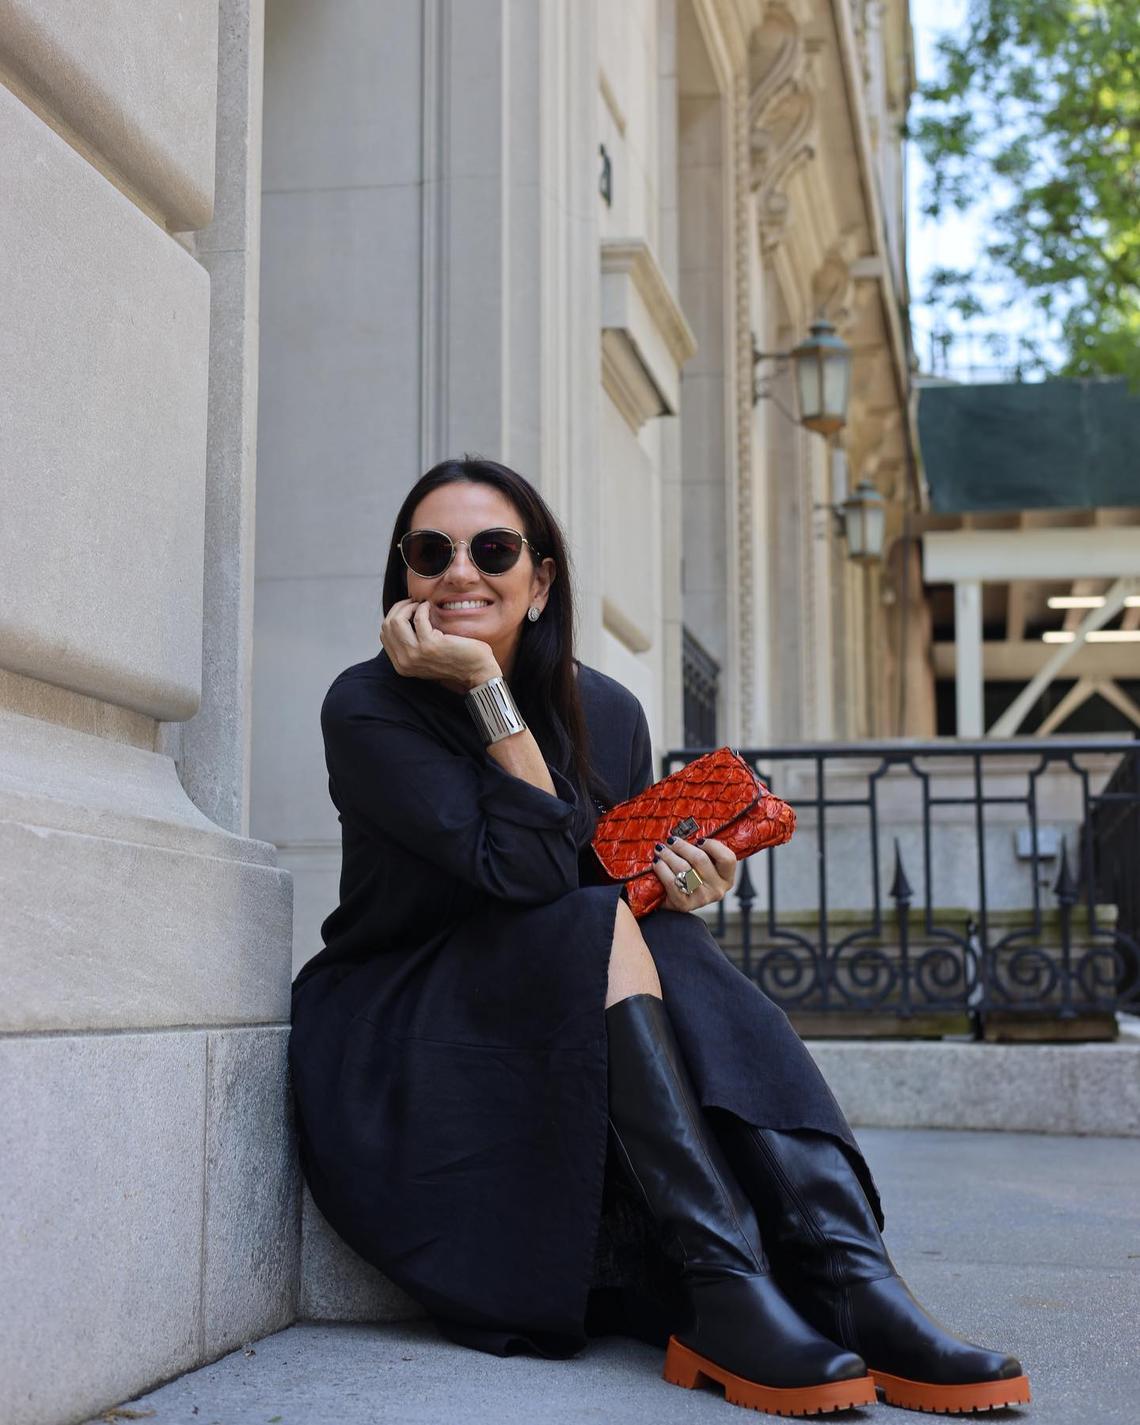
[682,626,719,747]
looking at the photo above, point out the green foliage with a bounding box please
[906,0,1140,390]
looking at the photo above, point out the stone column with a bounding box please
[0,6,295,1422]
[954,578,985,737]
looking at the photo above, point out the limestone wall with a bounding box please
[0,4,297,1422]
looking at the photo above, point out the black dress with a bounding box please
[288,650,884,1358]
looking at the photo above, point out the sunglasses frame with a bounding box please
[397,525,543,579]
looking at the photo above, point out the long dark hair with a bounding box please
[380,457,621,826]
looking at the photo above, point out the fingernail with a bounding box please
[651,853,659,863]
[696,837,705,845]
[666,835,675,844]
[653,841,663,851]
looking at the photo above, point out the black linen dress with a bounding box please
[288,650,884,1359]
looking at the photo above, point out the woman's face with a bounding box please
[404,482,556,678]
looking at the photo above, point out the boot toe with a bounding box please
[822,1350,870,1385]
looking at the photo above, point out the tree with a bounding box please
[907,0,1140,391]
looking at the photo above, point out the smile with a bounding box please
[438,600,492,611]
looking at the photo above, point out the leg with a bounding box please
[712,1115,1031,1413]
[604,897,662,1006]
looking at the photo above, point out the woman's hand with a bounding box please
[380,598,500,689]
[650,835,737,912]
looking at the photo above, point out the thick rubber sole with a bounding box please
[871,1368,1032,1413]
[663,1336,878,1416]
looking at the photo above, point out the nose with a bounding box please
[439,541,485,586]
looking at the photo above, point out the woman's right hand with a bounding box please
[380,598,501,689]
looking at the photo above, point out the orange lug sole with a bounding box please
[871,1368,1032,1413]
[663,1336,878,1416]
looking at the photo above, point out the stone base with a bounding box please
[0,1027,300,1425]
[299,1185,426,1324]
[806,1035,1140,1136]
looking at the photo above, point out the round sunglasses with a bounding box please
[397,526,542,579]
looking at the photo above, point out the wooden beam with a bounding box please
[1005,581,1027,642]
[933,640,1140,679]
[924,527,1140,581]
[988,578,1138,736]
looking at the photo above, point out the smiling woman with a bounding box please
[286,457,1026,1417]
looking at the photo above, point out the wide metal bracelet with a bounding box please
[465,674,527,745]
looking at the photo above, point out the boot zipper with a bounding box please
[748,1129,854,1351]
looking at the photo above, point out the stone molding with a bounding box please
[0,0,219,229]
[600,237,697,431]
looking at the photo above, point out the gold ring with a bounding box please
[674,866,704,895]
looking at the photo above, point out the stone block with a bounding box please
[299,1184,426,1324]
[204,1028,301,1356]
[0,83,210,719]
[0,816,292,1033]
[0,0,218,227]
[806,1039,1140,1136]
[0,1032,205,1425]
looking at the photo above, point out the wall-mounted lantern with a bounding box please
[839,479,887,563]
[753,316,852,435]
[789,318,851,435]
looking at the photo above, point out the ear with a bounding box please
[534,555,557,597]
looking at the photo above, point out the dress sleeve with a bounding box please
[627,701,655,799]
[322,680,581,906]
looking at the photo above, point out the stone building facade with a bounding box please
[1,2,917,1421]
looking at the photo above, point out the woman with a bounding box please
[288,457,1030,1416]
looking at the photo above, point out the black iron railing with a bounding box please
[662,738,1140,1036]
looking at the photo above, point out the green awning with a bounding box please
[916,376,1140,512]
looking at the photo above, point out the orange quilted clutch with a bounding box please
[589,746,796,918]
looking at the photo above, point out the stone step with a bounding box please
[81,1128,1140,1425]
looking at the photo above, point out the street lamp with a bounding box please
[839,479,887,563]
[753,316,852,435]
[790,318,851,435]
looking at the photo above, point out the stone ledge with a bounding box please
[805,1037,1140,1136]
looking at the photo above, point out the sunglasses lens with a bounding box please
[471,528,524,574]
[402,531,452,577]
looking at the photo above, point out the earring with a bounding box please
[527,605,541,622]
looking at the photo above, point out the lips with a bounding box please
[437,600,492,613]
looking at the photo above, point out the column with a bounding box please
[954,578,984,737]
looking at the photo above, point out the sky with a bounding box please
[905,0,1063,380]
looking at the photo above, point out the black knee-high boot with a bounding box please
[604,994,876,1416]
[713,1117,1032,1414]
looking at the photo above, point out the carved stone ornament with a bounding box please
[747,4,821,255]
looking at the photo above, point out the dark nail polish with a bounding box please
[666,835,675,845]
[651,853,659,863]
[654,841,663,850]
[696,837,705,845]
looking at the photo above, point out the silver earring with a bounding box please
[527,605,541,622]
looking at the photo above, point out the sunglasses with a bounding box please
[397,526,542,579]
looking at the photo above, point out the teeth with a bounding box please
[440,600,490,609]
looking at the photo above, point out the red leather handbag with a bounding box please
[589,745,796,918]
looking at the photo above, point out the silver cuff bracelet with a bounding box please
[465,674,527,745]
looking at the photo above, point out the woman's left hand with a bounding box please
[651,836,737,912]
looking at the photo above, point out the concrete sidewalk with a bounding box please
[86,1129,1140,1425]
